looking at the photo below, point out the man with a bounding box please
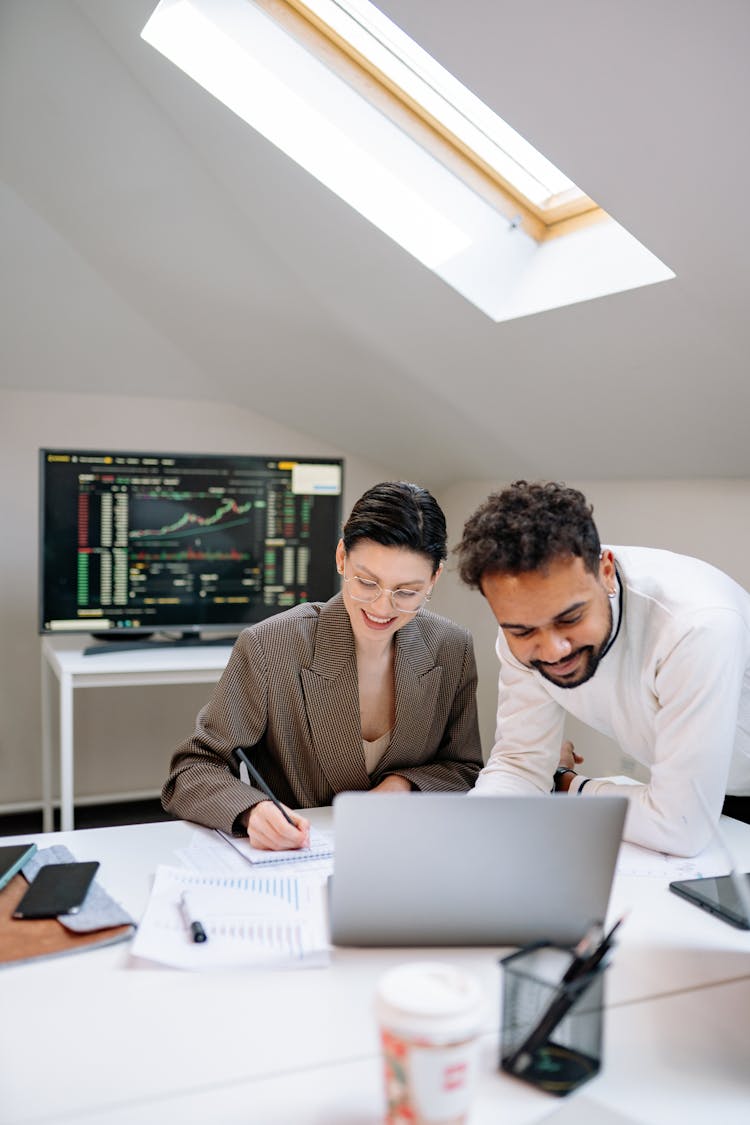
[456,481,750,856]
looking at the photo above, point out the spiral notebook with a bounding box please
[216,827,334,866]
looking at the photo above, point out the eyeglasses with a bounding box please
[342,567,432,614]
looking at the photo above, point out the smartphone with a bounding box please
[12,861,100,919]
[0,843,38,891]
[669,873,750,930]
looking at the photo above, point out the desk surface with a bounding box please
[1,813,749,1125]
[42,979,748,1125]
[41,634,235,677]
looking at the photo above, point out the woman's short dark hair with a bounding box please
[455,480,601,589]
[343,482,447,574]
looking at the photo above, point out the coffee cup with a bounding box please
[375,961,484,1123]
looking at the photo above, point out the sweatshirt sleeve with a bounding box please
[471,630,565,796]
[570,609,749,856]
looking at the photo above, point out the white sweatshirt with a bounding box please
[472,546,750,857]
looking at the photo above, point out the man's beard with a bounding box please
[531,600,613,690]
[532,645,602,689]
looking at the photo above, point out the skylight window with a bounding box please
[294,0,586,215]
[141,0,674,321]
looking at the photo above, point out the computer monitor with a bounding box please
[39,448,343,644]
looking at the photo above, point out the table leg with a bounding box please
[60,671,75,832]
[41,648,54,832]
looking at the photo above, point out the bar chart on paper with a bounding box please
[132,866,330,970]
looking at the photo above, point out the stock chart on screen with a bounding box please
[40,450,343,637]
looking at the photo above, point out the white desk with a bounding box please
[47,981,748,1125]
[40,636,233,831]
[1,812,749,1124]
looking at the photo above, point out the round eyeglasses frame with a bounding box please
[342,566,433,614]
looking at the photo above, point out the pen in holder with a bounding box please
[499,942,606,1096]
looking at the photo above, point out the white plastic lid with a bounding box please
[375,961,484,1042]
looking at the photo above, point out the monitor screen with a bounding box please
[39,449,344,639]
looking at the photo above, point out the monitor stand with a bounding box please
[83,630,237,656]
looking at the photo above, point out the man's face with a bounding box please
[480,552,616,689]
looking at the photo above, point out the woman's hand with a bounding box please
[369,774,412,794]
[245,801,310,850]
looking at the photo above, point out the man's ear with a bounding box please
[431,562,444,587]
[599,549,616,591]
[335,539,346,575]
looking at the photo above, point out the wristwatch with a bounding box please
[553,767,576,792]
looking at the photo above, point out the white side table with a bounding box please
[40,636,234,831]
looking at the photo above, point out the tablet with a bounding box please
[0,843,37,891]
[669,873,750,930]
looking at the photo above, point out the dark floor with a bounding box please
[0,798,172,836]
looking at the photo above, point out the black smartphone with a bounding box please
[12,861,100,919]
[0,843,38,891]
[669,873,750,930]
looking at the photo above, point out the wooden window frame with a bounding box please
[258,0,605,243]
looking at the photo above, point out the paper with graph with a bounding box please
[132,865,330,970]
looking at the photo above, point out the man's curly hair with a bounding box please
[455,481,601,589]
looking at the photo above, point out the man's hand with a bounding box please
[554,740,584,792]
[369,775,412,794]
[554,768,578,793]
[243,801,310,850]
[558,740,583,770]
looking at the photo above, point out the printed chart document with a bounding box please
[132,865,330,971]
[616,839,728,880]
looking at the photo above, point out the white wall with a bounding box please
[0,387,390,810]
[437,478,750,778]
[3,409,747,812]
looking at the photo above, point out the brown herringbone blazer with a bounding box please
[162,594,482,832]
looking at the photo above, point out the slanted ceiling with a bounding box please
[0,0,748,486]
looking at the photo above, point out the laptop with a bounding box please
[329,792,627,947]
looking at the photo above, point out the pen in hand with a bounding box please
[179,892,208,944]
[232,746,300,830]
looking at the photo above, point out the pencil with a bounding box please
[232,746,299,829]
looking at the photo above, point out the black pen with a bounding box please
[566,915,626,981]
[561,921,604,983]
[179,892,208,944]
[232,746,298,829]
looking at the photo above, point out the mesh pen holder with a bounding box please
[499,943,606,1096]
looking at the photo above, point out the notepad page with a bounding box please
[131,865,330,970]
[216,827,334,866]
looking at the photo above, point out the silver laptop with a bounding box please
[329,793,627,947]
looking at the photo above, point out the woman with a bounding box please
[161,481,483,849]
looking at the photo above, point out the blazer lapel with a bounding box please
[300,595,370,793]
[378,616,442,773]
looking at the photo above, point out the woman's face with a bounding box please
[336,539,441,644]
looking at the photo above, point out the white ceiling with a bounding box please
[1,0,748,487]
